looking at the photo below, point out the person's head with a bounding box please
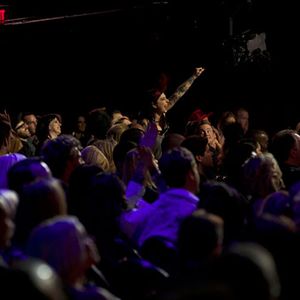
[198,120,217,148]
[296,121,300,135]
[242,152,285,200]
[15,120,31,139]
[217,111,236,132]
[199,181,246,243]
[122,147,157,187]
[234,107,249,134]
[86,108,111,140]
[141,89,169,121]
[41,134,83,182]
[7,157,52,194]
[159,146,200,194]
[81,145,110,172]
[178,209,224,264]
[0,189,18,249]
[22,113,38,136]
[251,130,269,153]
[106,123,128,143]
[0,111,13,151]
[111,110,132,126]
[214,242,281,300]
[26,216,100,286]
[0,153,27,189]
[0,257,67,300]
[270,129,300,167]
[182,134,214,171]
[84,172,127,234]
[155,92,170,115]
[36,114,62,143]
[75,115,86,133]
[161,133,186,154]
[262,191,291,217]
[14,177,67,249]
[48,117,61,139]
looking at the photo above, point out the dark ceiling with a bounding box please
[0,0,298,132]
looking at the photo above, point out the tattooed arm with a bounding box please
[167,67,205,110]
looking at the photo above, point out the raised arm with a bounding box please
[167,67,205,110]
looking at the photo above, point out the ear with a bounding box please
[195,154,202,163]
[152,102,157,109]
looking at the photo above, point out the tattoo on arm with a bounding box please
[168,75,197,109]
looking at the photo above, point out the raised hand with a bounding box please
[139,121,158,149]
[195,67,205,77]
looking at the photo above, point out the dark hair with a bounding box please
[270,129,296,164]
[36,114,61,144]
[181,135,208,157]
[138,89,162,122]
[86,108,111,140]
[41,134,81,179]
[7,157,51,194]
[159,147,196,187]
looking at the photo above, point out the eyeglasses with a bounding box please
[26,121,37,126]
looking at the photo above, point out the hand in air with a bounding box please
[139,121,158,149]
[195,67,205,77]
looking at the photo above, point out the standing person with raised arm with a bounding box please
[140,67,205,135]
[138,67,205,158]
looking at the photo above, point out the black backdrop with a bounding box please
[0,0,299,134]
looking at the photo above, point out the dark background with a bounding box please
[0,0,299,135]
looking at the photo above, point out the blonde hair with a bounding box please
[81,145,110,172]
[106,123,128,143]
[243,153,284,199]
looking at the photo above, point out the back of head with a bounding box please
[262,191,291,217]
[106,123,129,143]
[199,181,246,243]
[251,129,269,153]
[7,157,52,194]
[26,216,93,284]
[81,145,110,172]
[270,129,296,165]
[0,262,66,300]
[0,153,26,189]
[161,133,186,153]
[222,122,244,148]
[13,178,67,249]
[242,153,284,199]
[10,258,67,300]
[181,134,208,157]
[214,242,280,300]
[178,210,224,264]
[233,107,249,134]
[113,140,138,175]
[159,146,197,188]
[84,172,126,238]
[0,189,19,249]
[119,127,144,145]
[41,134,82,180]
[0,189,19,218]
[86,108,111,140]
